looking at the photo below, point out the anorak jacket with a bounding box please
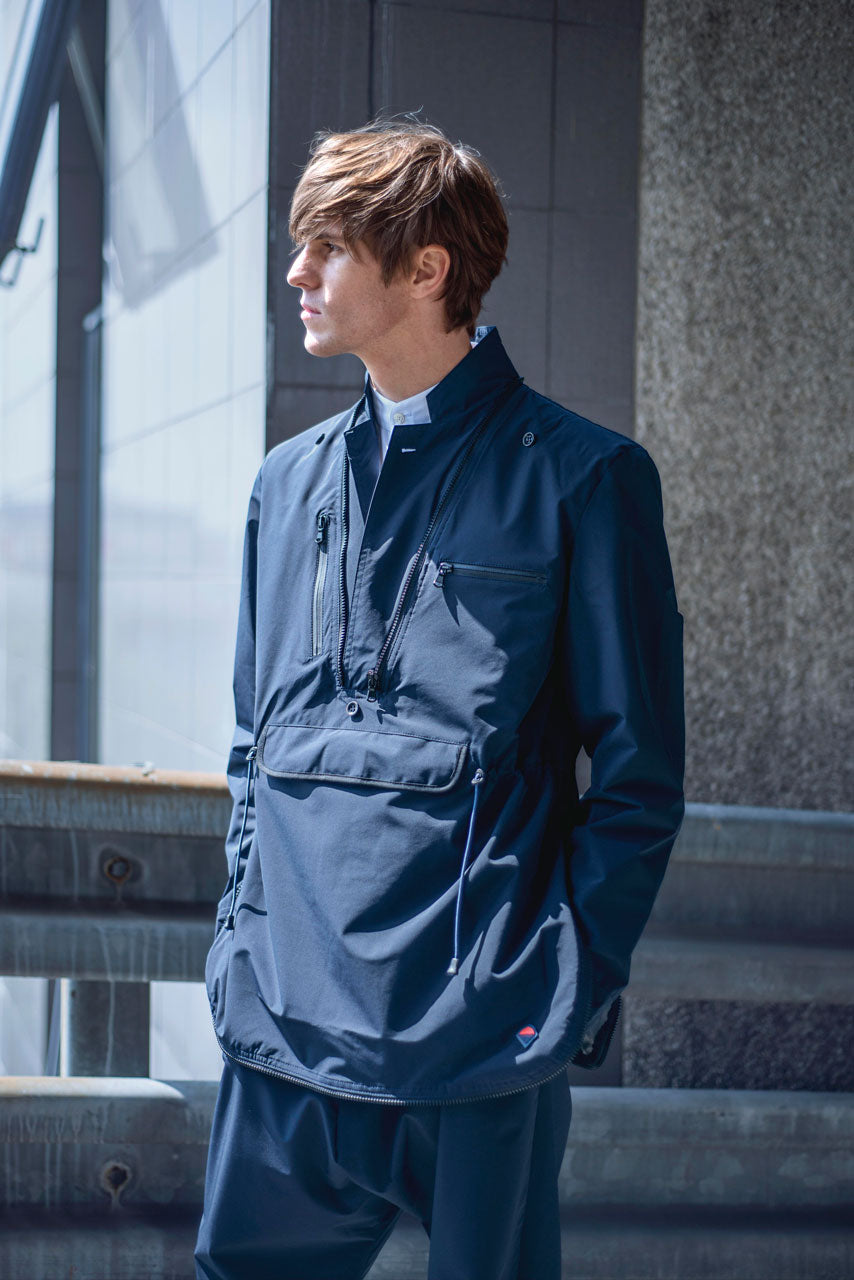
[205,327,685,1105]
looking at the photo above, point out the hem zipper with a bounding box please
[217,1037,573,1107]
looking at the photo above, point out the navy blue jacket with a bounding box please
[205,327,685,1104]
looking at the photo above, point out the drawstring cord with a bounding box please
[447,768,485,976]
[225,745,258,930]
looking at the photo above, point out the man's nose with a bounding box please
[287,248,314,289]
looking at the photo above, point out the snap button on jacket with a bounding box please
[205,327,685,1105]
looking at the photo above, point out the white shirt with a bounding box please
[370,381,438,464]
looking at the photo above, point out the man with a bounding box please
[195,120,684,1280]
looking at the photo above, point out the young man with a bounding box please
[195,121,685,1280]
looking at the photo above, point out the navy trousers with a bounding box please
[194,1057,572,1280]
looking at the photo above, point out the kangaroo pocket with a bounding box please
[215,746,590,1099]
[256,721,469,793]
[224,722,477,1049]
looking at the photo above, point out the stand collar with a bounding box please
[357,326,520,427]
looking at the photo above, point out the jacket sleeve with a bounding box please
[559,444,685,1068]
[217,463,263,926]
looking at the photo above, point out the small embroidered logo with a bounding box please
[516,1024,538,1049]
[401,447,417,453]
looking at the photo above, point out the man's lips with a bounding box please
[301,303,321,315]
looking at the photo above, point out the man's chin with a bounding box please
[303,332,343,358]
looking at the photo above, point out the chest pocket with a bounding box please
[432,560,548,590]
[423,554,557,714]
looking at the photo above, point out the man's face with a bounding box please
[286,227,412,361]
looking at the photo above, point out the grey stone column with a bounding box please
[635,0,853,809]
[60,980,150,1077]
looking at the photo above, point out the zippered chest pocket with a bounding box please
[309,509,334,658]
[423,555,556,713]
[433,561,548,589]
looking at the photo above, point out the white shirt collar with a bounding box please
[371,382,435,428]
[368,339,479,463]
[370,380,437,464]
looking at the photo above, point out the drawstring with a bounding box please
[446,768,485,976]
[225,745,258,930]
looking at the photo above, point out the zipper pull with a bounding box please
[433,561,453,587]
[315,512,329,545]
[366,668,381,701]
[472,767,484,786]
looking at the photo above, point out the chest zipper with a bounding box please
[312,511,330,656]
[433,561,547,588]
[334,378,523,701]
[335,436,350,688]
[225,745,258,931]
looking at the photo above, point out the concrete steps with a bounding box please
[620,936,854,1091]
[568,805,854,1091]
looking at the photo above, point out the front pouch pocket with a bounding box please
[256,722,469,793]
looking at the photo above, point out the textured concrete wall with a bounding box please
[636,0,853,809]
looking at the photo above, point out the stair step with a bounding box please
[631,937,854,1004]
[621,939,854,1091]
[650,805,853,944]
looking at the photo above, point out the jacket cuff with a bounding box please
[570,994,621,1069]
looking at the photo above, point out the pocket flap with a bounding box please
[257,722,469,793]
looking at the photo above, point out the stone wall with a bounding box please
[636,0,853,809]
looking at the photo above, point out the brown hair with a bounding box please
[289,118,509,336]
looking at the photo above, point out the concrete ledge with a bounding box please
[2,1080,852,1213]
[0,1210,202,1280]
[651,805,854,944]
[370,1209,854,1280]
[631,937,854,1003]
[624,939,854,1090]
[0,903,212,980]
[2,1208,849,1280]
[674,805,854,868]
[0,1079,216,1211]
[0,758,230,835]
[559,1088,854,1207]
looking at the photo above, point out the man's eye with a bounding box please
[324,241,342,253]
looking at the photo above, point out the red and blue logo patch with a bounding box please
[515,1024,538,1049]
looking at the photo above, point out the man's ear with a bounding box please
[410,244,451,301]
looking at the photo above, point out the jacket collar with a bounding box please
[355,326,520,430]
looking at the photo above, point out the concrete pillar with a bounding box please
[60,979,149,1076]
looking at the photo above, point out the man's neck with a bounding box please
[364,326,472,403]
